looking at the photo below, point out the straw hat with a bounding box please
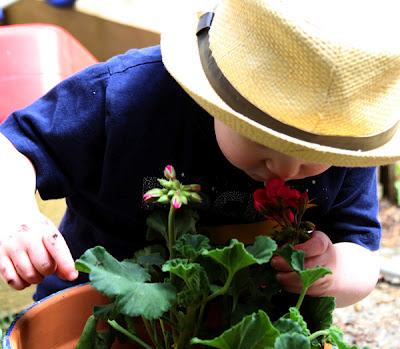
[161,0,400,166]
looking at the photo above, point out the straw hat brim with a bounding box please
[160,9,400,167]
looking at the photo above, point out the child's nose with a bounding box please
[265,157,302,180]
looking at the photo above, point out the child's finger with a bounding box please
[303,253,329,269]
[42,230,78,281]
[27,240,56,276]
[271,255,292,272]
[7,248,43,284]
[294,230,331,258]
[306,274,333,296]
[5,272,31,290]
[277,270,333,297]
[1,254,39,290]
[0,255,23,289]
[276,271,302,294]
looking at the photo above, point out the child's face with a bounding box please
[214,119,331,182]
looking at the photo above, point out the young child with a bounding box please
[1,0,399,308]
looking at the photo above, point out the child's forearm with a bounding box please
[331,242,380,308]
[0,133,78,289]
[0,133,37,213]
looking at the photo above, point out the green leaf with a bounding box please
[276,245,304,272]
[146,210,168,240]
[175,209,199,238]
[275,245,332,290]
[286,307,311,336]
[93,303,117,320]
[76,315,97,349]
[76,246,176,319]
[192,310,279,349]
[246,236,277,264]
[326,326,368,349]
[299,267,332,290]
[116,282,176,319]
[76,247,150,288]
[136,252,165,268]
[301,296,336,331]
[94,329,115,349]
[163,259,198,281]
[203,239,269,277]
[274,318,304,335]
[175,234,211,260]
[229,266,281,324]
[274,333,310,349]
[163,259,210,305]
[135,245,166,268]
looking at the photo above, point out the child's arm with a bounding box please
[271,230,380,307]
[0,134,78,290]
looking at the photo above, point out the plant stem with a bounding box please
[159,318,169,349]
[108,319,153,349]
[176,306,198,349]
[142,318,159,348]
[296,286,308,309]
[308,329,329,342]
[197,303,206,333]
[195,296,208,336]
[196,271,235,337]
[150,320,163,349]
[195,270,235,335]
[205,271,234,304]
[168,204,176,259]
[166,203,179,344]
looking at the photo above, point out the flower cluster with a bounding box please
[143,165,201,209]
[253,178,315,245]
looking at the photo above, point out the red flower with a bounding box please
[254,187,271,211]
[254,179,311,224]
[285,208,295,223]
[254,178,303,209]
[265,178,286,204]
[253,179,315,245]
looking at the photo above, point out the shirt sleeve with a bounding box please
[321,167,381,251]
[0,63,110,200]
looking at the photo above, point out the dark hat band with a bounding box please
[196,12,398,152]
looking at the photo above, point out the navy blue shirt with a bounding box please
[0,46,381,300]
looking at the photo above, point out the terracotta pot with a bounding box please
[2,284,137,349]
[203,220,277,245]
[2,282,336,349]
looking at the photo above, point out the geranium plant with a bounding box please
[75,165,367,349]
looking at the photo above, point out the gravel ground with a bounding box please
[333,282,400,348]
[333,199,400,349]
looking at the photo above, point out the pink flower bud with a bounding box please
[189,184,201,192]
[172,195,182,209]
[189,192,202,203]
[143,188,164,202]
[164,165,176,180]
[143,193,153,202]
[285,209,295,223]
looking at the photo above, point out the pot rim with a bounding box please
[2,282,91,349]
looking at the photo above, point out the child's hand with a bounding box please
[271,230,336,296]
[0,213,78,290]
